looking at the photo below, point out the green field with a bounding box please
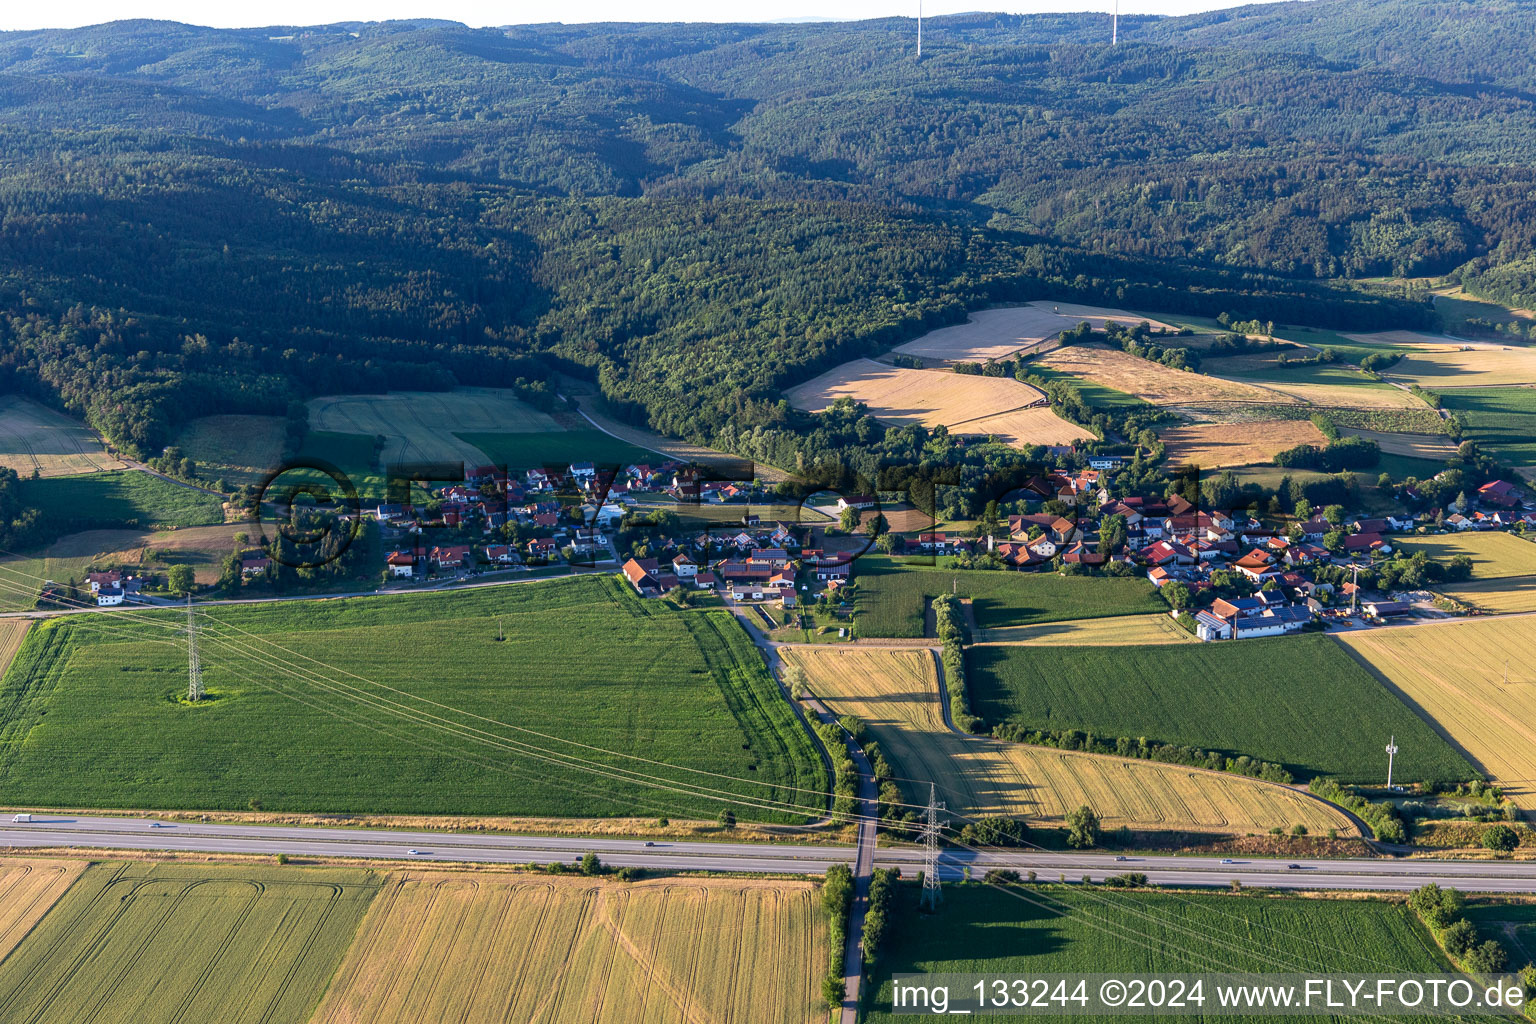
[1213,361,1394,388]
[1021,364,1154,410]
[19,471,224,533]
[967,635,1474,783]
[862,885,1450,1024]
[0,576,826,821]
[0,861,377,1024]
[853,556,1165,638]
[1438,387,1536,469]
[458,430,657,472]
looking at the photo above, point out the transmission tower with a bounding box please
[921,783,944,910]
[185,595,203,703]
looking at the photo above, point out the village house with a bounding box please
[240,554,272,576]
[430,545,473,570]
[621,557,660,595]
[386,551,417,578]
[672,553,699,577]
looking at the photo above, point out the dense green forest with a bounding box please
[0,1,1529,461]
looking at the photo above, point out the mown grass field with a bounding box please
[0,396,120,478]
[175,414,287,486]
[315,871,827,1024]
[0,548,100,612]
[1378,340,1536,388]
[853,556,1165,638]
[19,471,224,533]
[1336,618,1536,813]
[0,858,86,962]
[967,635,1474,784]
[1396,531,1536,579]
[0,861,378,1024]
[459,429,657,472]
[310,388,558,469]
[0,576,826,821]
[1438,386,1536,470]
[861,885,1449,1024]
[786,647,1351,835]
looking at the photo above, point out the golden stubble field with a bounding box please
[0,620,31,677]
[785,359,1090,447]
[1346,333,1536,388]
[782,647,1352,835]
[312,871,827,1024]
[0,396,122,478]
[1159,420,1330,468]
[1337,618,1536,813]
[1035,346,1289,407]
[0,858,86,962]
[309,388,561,468]
[1340,428,1460,461]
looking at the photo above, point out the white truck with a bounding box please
[10,813,31,823]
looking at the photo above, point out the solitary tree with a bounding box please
[1065,805,1100,849]
[839,505,861,532]
[1481,824,1519,854]
[579,851,602,876]
[167,564,195,595]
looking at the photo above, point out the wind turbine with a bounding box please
[1112,0,1120,45]
[917,0,923,58]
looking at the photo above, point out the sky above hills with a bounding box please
[1,0,1287,31]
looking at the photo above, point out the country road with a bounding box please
[4,816,1536,893]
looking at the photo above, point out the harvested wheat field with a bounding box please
[0,620,31,677]
[310,388,559,469]
[1340,428,1459,461]
[1159,420,1329,468]
[1035,346,1286,407]
[313,872,826,1024]
[0,396,121,478]
[1338,618,1536,812]
[976,614,1195,646]
[783,647,1351,835]
[785,360,1089,447]
[1348,334,1536,388]
[0,858,86,962]
[892,306,1074,363]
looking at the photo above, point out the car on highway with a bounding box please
[1287,863,1303,870]
[644,841,655,847]
[1114,856,1129,862]
[149,822,171,828]
[407,849,425,855]
[1221,858,1236,864]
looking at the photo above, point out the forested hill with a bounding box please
[0,4,1530,456]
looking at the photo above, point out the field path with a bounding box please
[725,608,874,1024]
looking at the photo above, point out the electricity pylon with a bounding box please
[185,595,203,702]
[921,783,944,909]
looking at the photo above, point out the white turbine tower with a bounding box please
[917,0,923,59]
[1385,736,1399,789]
[1112,0,1120,45]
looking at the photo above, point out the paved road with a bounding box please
[4,816,1536,893]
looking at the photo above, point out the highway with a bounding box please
[5,816,1535,893]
